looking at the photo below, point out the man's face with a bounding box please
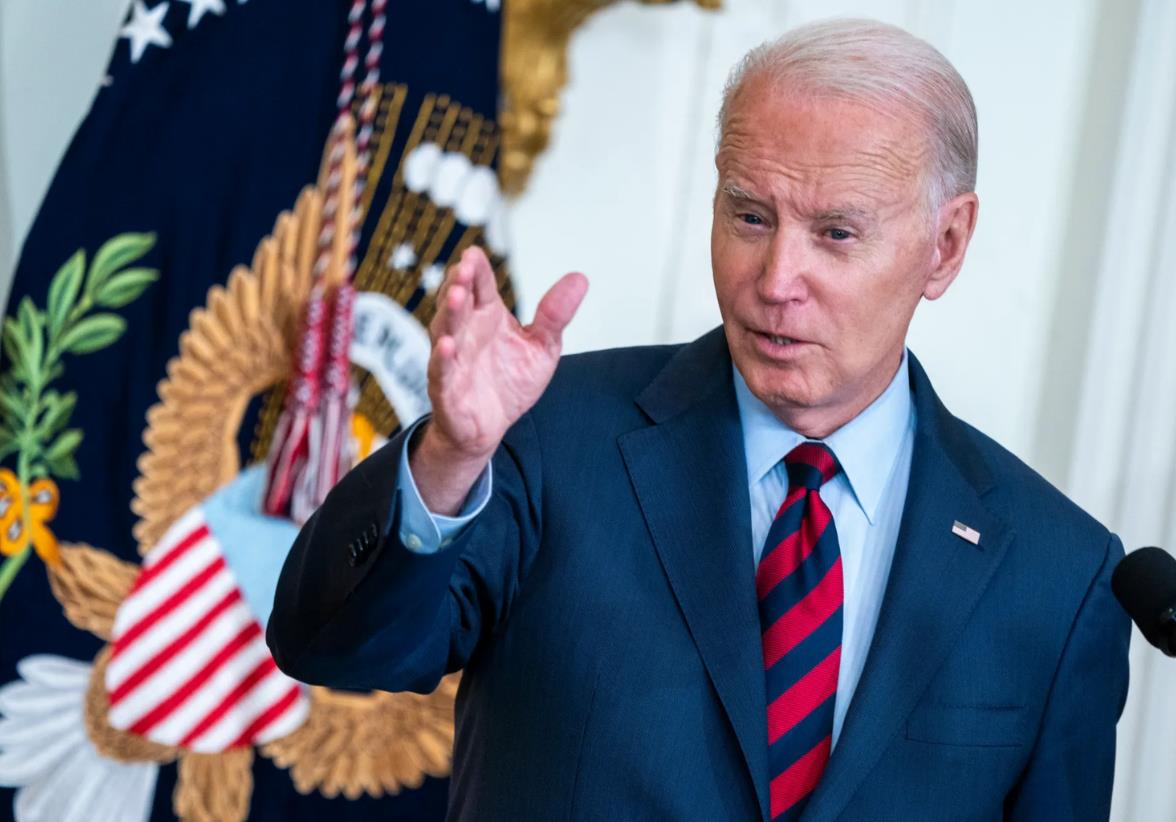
[712,77,952,435]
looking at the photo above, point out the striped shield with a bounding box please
[104,507,308,752]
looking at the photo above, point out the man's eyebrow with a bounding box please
[719,183,763,203]
[811,206,874,223]
[719,186,876,223]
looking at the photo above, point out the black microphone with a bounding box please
[1112,546,1176,656]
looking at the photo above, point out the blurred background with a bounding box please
[1,0,1174,820]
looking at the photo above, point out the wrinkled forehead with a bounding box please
[717,81,933,207]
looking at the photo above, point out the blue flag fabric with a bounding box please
[0,1,506,819]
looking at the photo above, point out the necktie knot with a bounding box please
[784,441,840,492]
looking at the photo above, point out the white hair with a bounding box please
[717,18,978,210]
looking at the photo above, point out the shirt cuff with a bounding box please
[392,416,493,554]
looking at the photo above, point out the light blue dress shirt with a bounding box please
[395,352,916,749]
[395,419,492,552]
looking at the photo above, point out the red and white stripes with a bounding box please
[106,508,307,753]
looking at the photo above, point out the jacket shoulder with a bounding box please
[956,418,1114,557]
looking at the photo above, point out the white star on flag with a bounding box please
[120,1,173,64]
[178,0,225,28]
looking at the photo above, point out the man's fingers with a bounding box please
[437,254,474,305]
[443,282,472,337]
[462,246,499,307]
[432,274,472,340]
[429,334,457,386]
[528,272,589,346]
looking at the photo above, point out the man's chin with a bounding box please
[742,369,820,414]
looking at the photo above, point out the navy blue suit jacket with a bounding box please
[269,328,1130,821]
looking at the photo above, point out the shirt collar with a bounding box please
[732,351,913,525]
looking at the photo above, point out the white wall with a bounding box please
[1063,3,1176,817]
[2,2,1174,820]
[0,0,130,291]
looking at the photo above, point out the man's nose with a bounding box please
[757,227,810,304]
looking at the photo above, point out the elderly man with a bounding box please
[269,19,1130,822]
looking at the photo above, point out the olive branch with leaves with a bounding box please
[0,232,158,602]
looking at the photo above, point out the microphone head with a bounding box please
[1112,546,1176,655]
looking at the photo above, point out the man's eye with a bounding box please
[826,228,853,241]
[738,213,764,226]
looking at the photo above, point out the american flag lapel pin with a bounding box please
[952,520,981,545]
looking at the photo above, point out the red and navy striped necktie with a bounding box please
[756,441,843,821]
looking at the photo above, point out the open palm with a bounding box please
[425,246,588,461]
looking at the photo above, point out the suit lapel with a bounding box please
[618,329,770,819]
[802,356,1014,822]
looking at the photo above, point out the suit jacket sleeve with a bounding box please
[266,411,543,694]
[1005,533,1131,820]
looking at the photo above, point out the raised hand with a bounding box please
[410,245,588,515]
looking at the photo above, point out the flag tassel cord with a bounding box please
[263,0,386,522]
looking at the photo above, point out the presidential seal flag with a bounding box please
[0,0,509,818]
[0,0,721,818]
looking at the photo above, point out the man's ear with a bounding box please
[924,192,978,301]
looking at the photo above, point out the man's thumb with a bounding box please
[530,272,589,344]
